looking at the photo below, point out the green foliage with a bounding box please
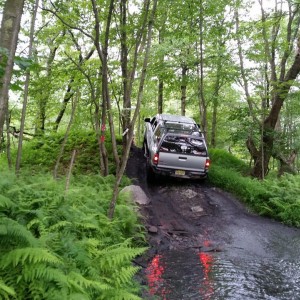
[17,130,123,175]
[0,172,147,299]
[260,175,300,227]
[209,148,300,227]
[209,148,251,175]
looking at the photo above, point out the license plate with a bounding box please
[175,170,185,176]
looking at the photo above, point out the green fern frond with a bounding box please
[103,288,142,300]
[0,280,16,297]
[68,271,110,291]
[269,198,286,210]
[48,220,72,231]
[68,293,91,300]
[1,247,62,268]
[0,195,15,211]
[73,221,100,232]
[113,266,140,286]
[0,218,38,247]
[99,245,147,270]
[22,263,67,283]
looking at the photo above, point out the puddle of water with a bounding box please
[144,250,300,300]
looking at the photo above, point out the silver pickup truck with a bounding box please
[143,114,210,181]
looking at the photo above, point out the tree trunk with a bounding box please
[180,65,188,116]
[157,28,165,114]
[53,94,77,179]
[249,1,300,178]
[16,0,39,174]
[91,0,120,172]
[54,79,74,131]
[158,79,163,114]
[108,0,157,219]
[120,0,131,151]
[0,0,25,142]
[198,0,207,138]
[35,45,58,134]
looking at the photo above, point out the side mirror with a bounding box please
[144,117,151,122]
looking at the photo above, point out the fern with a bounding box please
[1,247,62,268]
[113,266,141,286]
[0,170,147,299]
[98,244,147,271]
[0,279,16,298]
[0,195,16,211]
[0,217,38,247]
[68,271,110,291]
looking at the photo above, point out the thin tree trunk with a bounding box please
[5,108,12,169]
[16,0,39,174]
[108,0,157,219]
[181,65,188,116]
[0,0,25,143]
[65,149,76,193]
[54,78,74,131]
[53,94,77,179]
[157,28,165,114]
[35,44,58,134]
[91,0,120,171]
[198,0,207,138]
[120,0,131,150]
[158,80,163,114]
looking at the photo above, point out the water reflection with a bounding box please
[199,252,214,299]
[144,250,300,300]
[146,254,169,299]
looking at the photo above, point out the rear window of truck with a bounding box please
[159,135,207,156]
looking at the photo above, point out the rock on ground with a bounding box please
[120,185,150,205]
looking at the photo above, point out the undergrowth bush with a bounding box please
[13,130,123,175]
[0,172,147,299]
[208,148,300,227]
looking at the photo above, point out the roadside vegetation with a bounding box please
[0,132,147,300]
[209,149,300,227]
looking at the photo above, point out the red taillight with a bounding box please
[153,153,159,165]
[205,159,210,169]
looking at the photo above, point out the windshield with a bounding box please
[164,122,199,134]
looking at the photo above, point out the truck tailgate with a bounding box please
[158,152,207,172]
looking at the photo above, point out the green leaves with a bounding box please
[1,248,62,268]
[209,149,300,227]
[0,171,146,299]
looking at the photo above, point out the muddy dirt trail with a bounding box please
[126,146,300,300]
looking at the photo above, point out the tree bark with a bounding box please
[198,0,207,138]
[236,3,300,179]
[180,65,188,116]
[0,0,25,143]
[16,0,39,174]
[53,94,77,179]
[108,0,157,219]
[120,0,131,150]
[158,80,163,114]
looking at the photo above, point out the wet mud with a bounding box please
[126,146,300,300]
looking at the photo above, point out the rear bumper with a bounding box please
[152,165,208,179]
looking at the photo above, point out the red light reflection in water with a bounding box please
[145,254,169,299]
[199,243,214,299]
